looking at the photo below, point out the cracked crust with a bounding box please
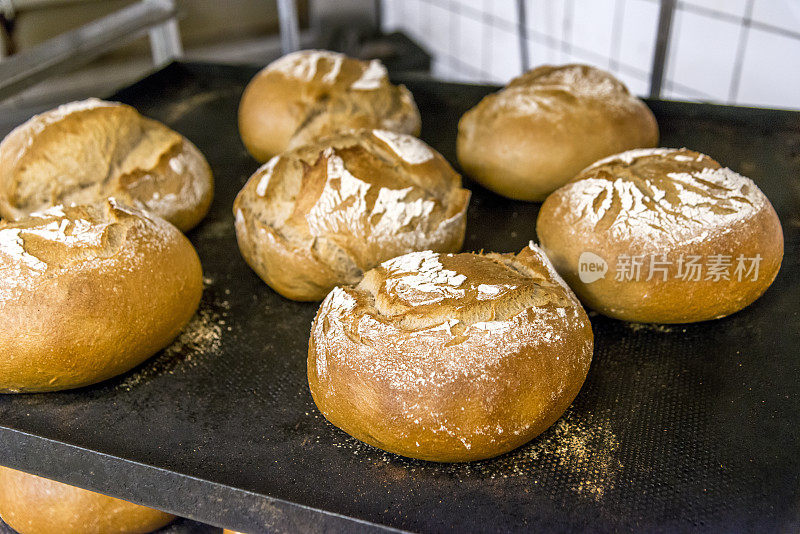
[0,199,203,392]
[233,129,470,301]
[0,467,175,534]
[536,148,784,323]
[238,50,421,162]
[308,243,593,462]
[0,99,214,232]
[457,64,658,201]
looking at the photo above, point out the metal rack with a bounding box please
[0,0,182,101]
[0,0,359,103]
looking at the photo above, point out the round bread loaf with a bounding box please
[0,199,203,392]
[457,64,659,201]
[308,243,593,462]
[233,129,470,301]
[0,99,214,232]
[536,148,783,323]
[0,466,175,534]
[238,50,421,162]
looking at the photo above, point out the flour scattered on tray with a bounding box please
[117,303,224,391]
[325,410,621,502]
[159,88,237,123]
[625,322,675,333]
[164,305,223,362]
[196,219,234,240]
[117,272,229,391]
[500,412,622,501]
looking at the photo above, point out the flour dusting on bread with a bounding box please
[0,99,213,231]
[309,246,594,461]
[559,148,769,247]
[0,229,47,272]
[372,129,434,165]
[350,60,388,90]
[233,129,469,300]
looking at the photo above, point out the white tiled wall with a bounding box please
[664,5,742,100]
[381,0,800,110]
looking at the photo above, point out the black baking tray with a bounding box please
[0,62,798,533]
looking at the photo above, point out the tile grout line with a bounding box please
[727,0,755,103]
[609,0,626,73]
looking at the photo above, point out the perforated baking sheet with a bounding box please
[0,63,797,533]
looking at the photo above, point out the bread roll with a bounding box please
[536,148,784,323]
[238,50,421,162]
[0,199,203,392]
[0,466,174,534]
[233,129,470,301]
[457,64,658,201]
[0,99,214,232]
[308,244,593,462]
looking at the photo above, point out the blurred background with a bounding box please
[0,0,798,115]
[384,0,800,109]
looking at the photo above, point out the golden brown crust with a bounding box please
[238,50,421,162]
[0,467,175,534]
[308,244,593,462]
[457,64,658,201]
[0,199,203,392]
[536,148,784,323]
[0,99,214,232]
[233,129,470,301]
